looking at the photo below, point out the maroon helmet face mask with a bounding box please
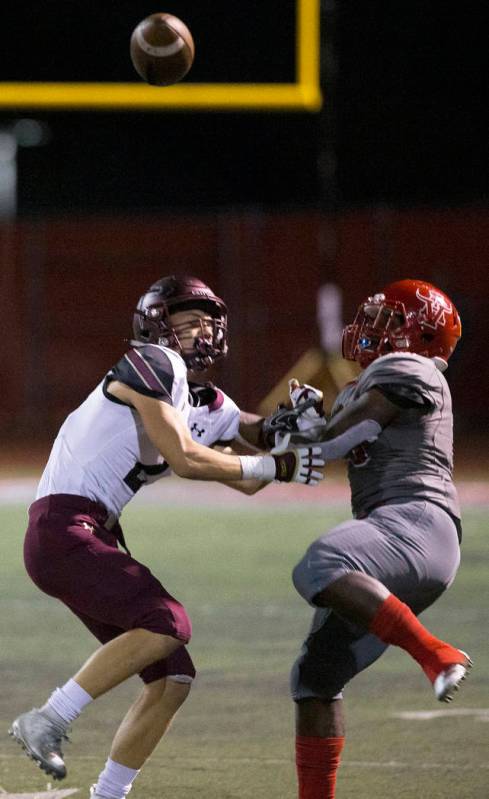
[132,275,228,371]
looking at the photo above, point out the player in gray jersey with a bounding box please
[9,275,324,799]
[275,279,472,799]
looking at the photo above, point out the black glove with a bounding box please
[262,398,319,450]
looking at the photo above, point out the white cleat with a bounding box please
[9,708,69,779]
[433,650,473,703]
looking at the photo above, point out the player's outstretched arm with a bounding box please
[235,410,266,451]
[212,440,268,495]
[318,388,401,461]
[108,381,324,485]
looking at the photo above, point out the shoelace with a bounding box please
[36,714,71,755]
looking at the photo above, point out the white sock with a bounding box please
[42,678,93,725]
[95,758,140,799]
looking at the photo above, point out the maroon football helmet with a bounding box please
[133,275,228,371]
[342,279,462,369]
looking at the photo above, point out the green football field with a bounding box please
[0,501,487,799]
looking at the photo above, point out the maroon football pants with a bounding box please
[24,494,195,683]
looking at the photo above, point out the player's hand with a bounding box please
[273,447,325,485]
[288,378,325,416]
[262,406,300,450]
[263,379,327,453]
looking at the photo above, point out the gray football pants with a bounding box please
[290,500,461,701]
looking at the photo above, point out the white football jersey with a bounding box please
[36,342,240,517]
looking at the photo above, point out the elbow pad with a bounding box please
[319,419,382,461]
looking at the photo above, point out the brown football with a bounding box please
[130,13,195,86]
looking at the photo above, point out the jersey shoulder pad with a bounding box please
[358,353,440,409]
[110,344,176,401]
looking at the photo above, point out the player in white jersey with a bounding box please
[9,275,324,797]
[269,280,472,799]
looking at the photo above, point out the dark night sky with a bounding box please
[335,3,488,207]
[0,1,487,214]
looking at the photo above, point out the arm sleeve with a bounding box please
[109,345,174,403]
[357,354,439,411]
[319,419,382,461]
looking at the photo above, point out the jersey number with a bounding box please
[123,461,169,494]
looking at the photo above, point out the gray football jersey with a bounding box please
[331,353,460,520]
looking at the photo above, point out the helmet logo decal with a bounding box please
[415,287,452,330]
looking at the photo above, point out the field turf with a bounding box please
[0,500,487,798]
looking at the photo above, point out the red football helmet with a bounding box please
[133,275,228,371]
[342,279,462,369]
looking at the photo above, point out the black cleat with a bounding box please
[9,708,69,780]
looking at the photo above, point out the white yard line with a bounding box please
[394,707,489,721]
[0,791,78,799]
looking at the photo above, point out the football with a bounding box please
[130,12,195,86]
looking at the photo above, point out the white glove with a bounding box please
[239,447,325,486]
[273,447,325,485]
[272,379,327,453]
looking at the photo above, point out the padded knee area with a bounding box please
[140,643,196,684]
[291,610,387,701]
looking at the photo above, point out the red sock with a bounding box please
[369,593,465,682]
[296,735,345,799]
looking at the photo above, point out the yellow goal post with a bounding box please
[0,1,322,111]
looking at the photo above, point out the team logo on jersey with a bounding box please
[415,287,452,330]
[191,422,206,437]
[348,443,371,468]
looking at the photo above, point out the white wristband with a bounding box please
[239,455,276,482]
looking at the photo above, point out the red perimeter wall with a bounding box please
[1,205,488,445]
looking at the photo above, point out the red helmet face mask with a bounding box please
[132,275,228,371]
[342,279,462,369]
